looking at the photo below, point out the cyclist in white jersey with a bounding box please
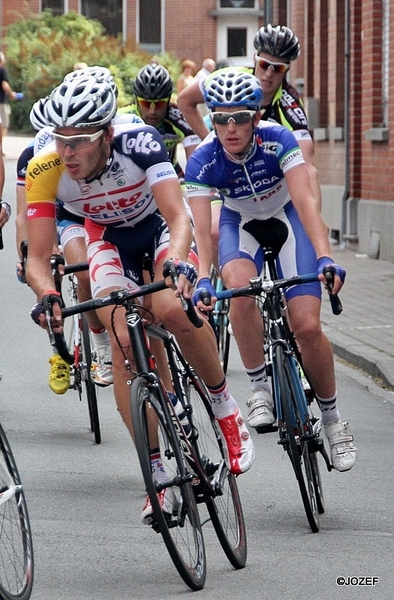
[25,75,255,519]
[186,70,356,473]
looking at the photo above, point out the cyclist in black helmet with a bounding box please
[178,24,322,208]
[118,63,201,179]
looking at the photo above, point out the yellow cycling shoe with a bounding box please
[48,354,70,394]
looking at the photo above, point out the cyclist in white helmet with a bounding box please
[25,74,255,522]
[187,70,356,473]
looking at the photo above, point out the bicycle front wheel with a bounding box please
[274,346,320,532]
[185,374,247,569]
[0,424,34,600]
[80,315,101,444]
[131,378,206,591]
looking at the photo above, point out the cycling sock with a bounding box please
[150,448,167,484]
[316,392,341,425]
[208,380,237,419]
[91,328,110,347]
[246,363,269,391]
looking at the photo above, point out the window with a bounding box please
[139,0,161,53]
[382,0,389,126]
[81,0,123,37]
[228,28,247,56]
[220,1,255,7]
[41,0,65,15]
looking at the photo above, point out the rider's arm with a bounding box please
[0,125,4,199]
[177,79,210,140]
[297,137,322,210]
[152,177,193,260]
[284,164,342,294]
[187,194,213,280]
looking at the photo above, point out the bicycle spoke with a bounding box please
[0,425,34,600]
[185,375,247,568]
[131,379,206,591]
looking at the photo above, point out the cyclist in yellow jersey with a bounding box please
[25,75,255,516]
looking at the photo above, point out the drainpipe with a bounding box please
[340,0,351,248]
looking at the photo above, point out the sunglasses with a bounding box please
[254,55,290,74]
[210,110,256,126]
[136,97,170,109]
[51,129,104,150]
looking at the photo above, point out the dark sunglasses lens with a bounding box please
[213,112,253,125]
[233,112,253,124]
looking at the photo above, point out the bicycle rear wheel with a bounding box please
[184,374,247,569]
[80,315,101,444]
[131,378,206,591]
[0,424,34,600]
[273,346,321,532]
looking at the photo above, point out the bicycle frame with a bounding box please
[124,301,228,498]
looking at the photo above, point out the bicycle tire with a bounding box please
[0,424,34,600]
[273,346,320,532]
[184,374,247,569]
[216,297,231,374]
[210,271,231,374]
[131,378,206,591]
[80,315,101,444]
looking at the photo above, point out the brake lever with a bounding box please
[323,266,343,315]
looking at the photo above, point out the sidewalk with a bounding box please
[321,247,394,389]
[3,135,394,388]
[2,132,34,160]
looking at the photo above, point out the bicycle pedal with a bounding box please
[255,422,278,434]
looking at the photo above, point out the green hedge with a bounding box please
[4,11,182,132]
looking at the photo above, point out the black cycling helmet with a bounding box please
[253,24,300,62]
[133,64,173,100]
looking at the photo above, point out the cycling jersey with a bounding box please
[25,122,195,294]
[185,123,320,300]
[26,122,176,227]
[185,123,304,219]
[118,102,200,169]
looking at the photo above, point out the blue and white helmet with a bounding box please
[204,68,263,110]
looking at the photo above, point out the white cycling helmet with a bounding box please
[45,75,117,128]
[29,96,49,131]
[64,66,118,97]
[204,69,263,110]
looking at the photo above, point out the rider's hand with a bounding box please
[30,291,63,330]
[16,261,26,284]
[192,277,217,311]
[317,256,346,294]
[163,259,198,299]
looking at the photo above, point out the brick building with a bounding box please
[1,0,393,261]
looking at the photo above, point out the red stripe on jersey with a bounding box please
[26,202,56,220]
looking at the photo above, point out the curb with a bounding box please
[328,331,394,390]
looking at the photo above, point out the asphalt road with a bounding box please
[1,155,394,599]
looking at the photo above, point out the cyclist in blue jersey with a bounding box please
[186,70,357,473]
[178,24,321,208]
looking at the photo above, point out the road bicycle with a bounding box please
[0,397,34,599]
[21,244,101,444]
[208,219,341,533]
[50,260,247,590]
[47,258,101,444]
